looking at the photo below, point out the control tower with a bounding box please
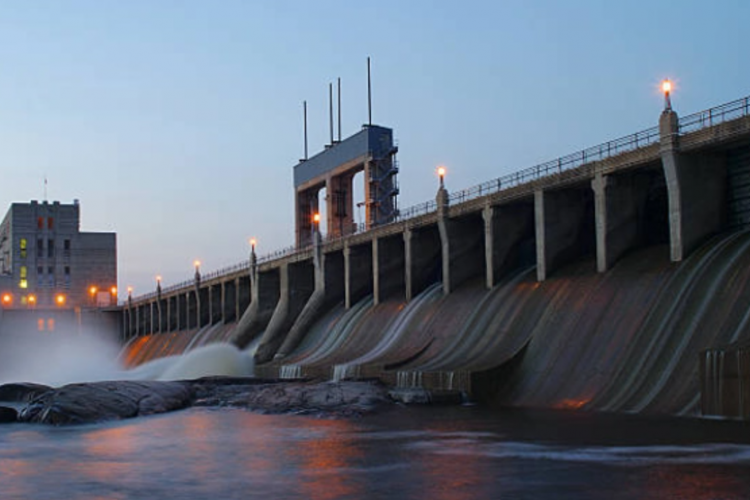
[293,124,399,247]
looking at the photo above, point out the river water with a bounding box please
[1,404,749,500]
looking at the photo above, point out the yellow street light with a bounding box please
[437,165,447,188]
[1,293,12,306]
[313,213,321,224]
[55,294,66,307]
[110,286,117,295]
[661,79,673,110]
[250,238,257,253]
[27,294,36,306]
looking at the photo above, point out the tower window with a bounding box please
[20,266,27,278]
[37,239,43,257]
[37,217,43,230]
[48,218,54,229]
[47,239,54,258]
[19,238,27,259]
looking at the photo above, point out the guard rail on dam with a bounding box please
[122,94,750,419]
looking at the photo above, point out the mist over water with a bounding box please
[0,326,124,387]
[0,325,256,387]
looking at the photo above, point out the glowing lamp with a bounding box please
[89,285,98,296]
[1,293,12,305]
[250,238,257,252]
[55,294,66,306]
[156,275,162,283]
[27,294,36,305]
[110,286,117,295]
[194,260,201,269]
[127,286,133,294]
[437,166,447,178]
[313,213,321,224]
[661,79,673,110]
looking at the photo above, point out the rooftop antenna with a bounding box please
[43,176,48,202]
[337,77,342,142]
[367,56,372,126]
[302,100,308,160]
[329,82,334,145]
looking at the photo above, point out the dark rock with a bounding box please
[18,381,193,425]
[0,382,52,402]
[0,406,18,423]
[192,379,392,417]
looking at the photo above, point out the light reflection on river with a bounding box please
[0,406,749,499]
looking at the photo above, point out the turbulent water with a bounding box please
[1,405,749,500]
[122,230,750,417]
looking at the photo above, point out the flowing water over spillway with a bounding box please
[123,230,750,416]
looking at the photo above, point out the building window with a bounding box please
[47,267,54,287]
[47,318,55,331]
[37,318,44,331]
[47,239,54,258]
[19,279,27,289]
[37,239,44,257]
[64,267,71,287]
[48,218,54,230]
[37,217,43,230]
[20,266,27,278]
[37,267,44,287]
[64,239,71,255]
[19,238,27,259]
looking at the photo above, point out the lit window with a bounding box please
[19,239,27,250]
[37,217,43,230]
[20,266,27,278]
[48,218,53,229]
[19,279,27,289]
[20,296,27,305]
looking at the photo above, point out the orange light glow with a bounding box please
[313,213,321,223]
[127,286,133,294]
[194,260,201,269]
[110,286,117,295]
[55,294,66,306]
[27,295,36,304]
[250,238,257,247]
[437,166,447,178]
[661,79,672,94]
[1,293,12,305]
[156,275,162,283]
[89,285,98,296]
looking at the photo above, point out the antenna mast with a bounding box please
[367,57,372,126]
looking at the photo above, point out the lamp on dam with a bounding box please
[127,286,133,305]
[662,79,673,110]
[155,275,162,297]
[194,260,201,284]
[250,238,257,254]
[437,166,447,189]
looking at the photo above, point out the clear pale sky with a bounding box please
[0,1,748,297]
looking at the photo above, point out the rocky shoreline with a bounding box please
[0,378,451,425]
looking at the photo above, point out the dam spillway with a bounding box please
[121,94,750,419]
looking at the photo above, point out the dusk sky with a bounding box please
[0,1,748,297]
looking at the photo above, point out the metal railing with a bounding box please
[448,126,660,205]
[679,95,750,135]
[130,94,750,303]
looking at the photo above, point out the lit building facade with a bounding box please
[0,200,117,309]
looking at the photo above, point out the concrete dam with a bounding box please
[122,93,750,419]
